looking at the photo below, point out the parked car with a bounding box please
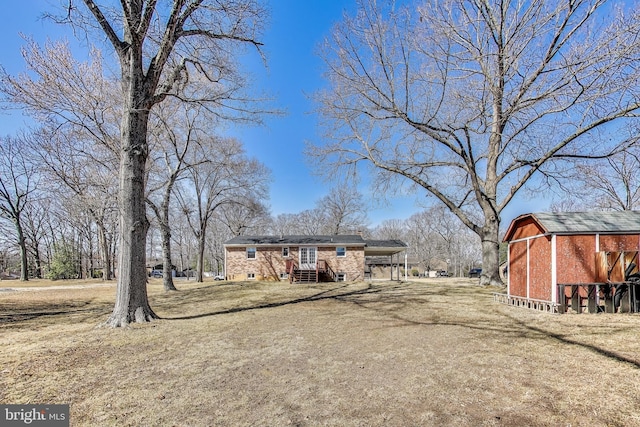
[151,270,163,278]
[437,270,449,277]
[468,268,482,278]
[214,274,225,281]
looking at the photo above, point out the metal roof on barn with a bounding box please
[503,211,640,242]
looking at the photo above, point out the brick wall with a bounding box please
[317,246,364,281]
[225,245,365,281]
[225,246,288,281]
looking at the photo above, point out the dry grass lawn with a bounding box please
[1,277,640,426]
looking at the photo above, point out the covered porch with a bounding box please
[364,239,408,281]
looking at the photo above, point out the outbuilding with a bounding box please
[501,211,640,313]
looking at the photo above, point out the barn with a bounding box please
[501,211,640,313]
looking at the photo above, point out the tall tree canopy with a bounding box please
[312,0,640,285]
[0,0,269,326]
[0,136,40,281]
[88,0,267,325]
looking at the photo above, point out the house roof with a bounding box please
[363,239,407,255]
[224,235,367,246]
[503,211,640,242]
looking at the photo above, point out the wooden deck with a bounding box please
[286,259,337,283]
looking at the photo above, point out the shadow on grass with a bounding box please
[504,313,640,369]
[302,282,640,371]
[163,282,397,320]
[0,301,113,327]
[3,280,639,371]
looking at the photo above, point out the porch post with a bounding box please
[390,254,393,280]
[405,251,408,281]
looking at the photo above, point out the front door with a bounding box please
[299,247,317,270]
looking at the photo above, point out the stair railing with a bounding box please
[317,259,337,282]
[286,259,298,283]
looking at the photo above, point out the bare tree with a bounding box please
[404,210,440,273]
[31,127,119,281]
[0,136,40,281]
[312,0,640,285]
[371,219,405,240]
[429,204,480,276]
[566,147,640,211]
[178,137,270,282]
[145,101,210,291]
[293,209,329,235]
[549,198,590,214]
[168,204,196,276]
[269,213,300,236]
[21,199,53,279]
[217,198,271,236]
[2,1,269,325]
[205,216,231,276]
[1,42,122,280]
[267,186,369,236]
[317,185,369,235]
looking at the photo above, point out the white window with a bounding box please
[247,247,256,259]
[247,273,256,280]
[336,273,346,281]
[336,247,346,257]
[282,247,289,257]
[280,272,289,279]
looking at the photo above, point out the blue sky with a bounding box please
[226,0,436,225]
[0,1,542,228]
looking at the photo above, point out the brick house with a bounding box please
[224,235,407,282]
[501,211,640,313]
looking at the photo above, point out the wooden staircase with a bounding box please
[286,259,337,283]
[293,269,318,283]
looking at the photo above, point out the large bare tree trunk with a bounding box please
[32,246,42,279]
[160,221,177,291]
[72,0,267,325]
[15,219,29,282]
[158,158,179,291]
[196,229,206,282]
[479,218,502,287]
[106,109,158,326]
[97,220,113,280]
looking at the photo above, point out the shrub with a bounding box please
[48,245,79,280]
